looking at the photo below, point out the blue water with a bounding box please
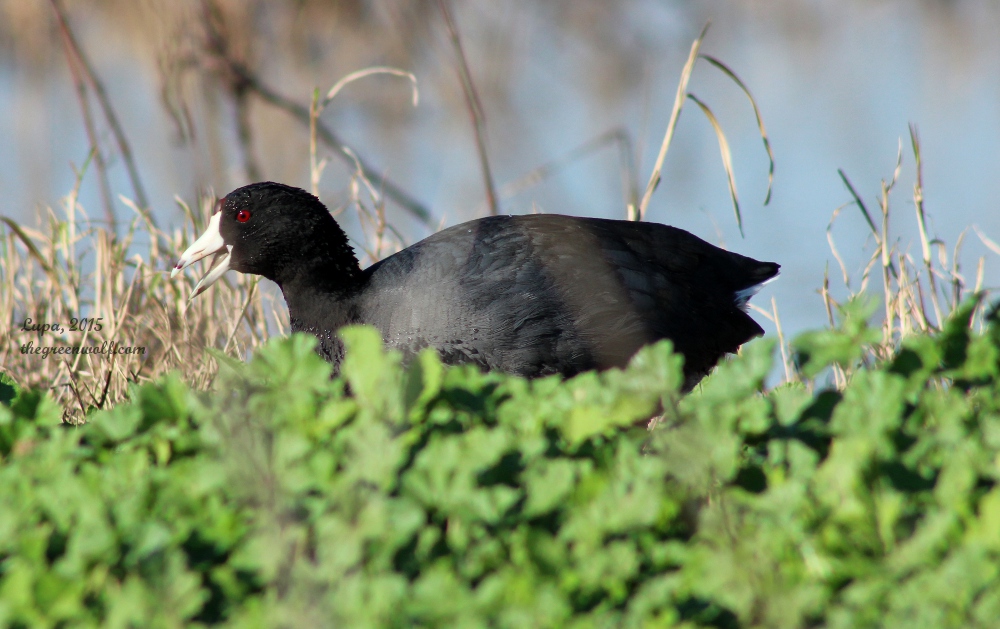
[3,1,999,343]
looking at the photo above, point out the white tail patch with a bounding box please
[734,274,779,311]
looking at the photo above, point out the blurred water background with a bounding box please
[2,0,998,340]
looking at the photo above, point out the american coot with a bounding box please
[173,182,779,389]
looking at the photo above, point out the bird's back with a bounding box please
[353,214,778,385]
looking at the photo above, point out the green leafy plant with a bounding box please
[2,303,999,627]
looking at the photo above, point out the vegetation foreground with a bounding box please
[2,300,999,628]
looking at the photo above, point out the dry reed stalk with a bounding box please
[437,0,498,216]
[1,192,289,423]
[818,130,998,387]
[637,23,708,221]
[636,23,772,231]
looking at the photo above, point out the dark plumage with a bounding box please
[173,182,779,389]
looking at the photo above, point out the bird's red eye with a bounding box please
[236,209,251,223]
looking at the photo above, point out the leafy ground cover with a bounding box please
[2,298,999,628]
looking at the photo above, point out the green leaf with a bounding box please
[249,333,332,391]
[0,372,19,407]
[404,348,444,420]
[205,347,246,377]
[793,297,880,377]
[90,403,142,443]
[522,459,581,517]
[339,325,403,419]
[769,383,812,427]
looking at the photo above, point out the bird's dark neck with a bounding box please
[270,226,364,293]
[265,222,365,366]
[280,260,363,323]
[278,260,366,367]
[275,258,361,294]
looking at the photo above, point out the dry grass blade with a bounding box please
[341,145,407,263]
[174,195,198,230]
[950,229,969,308]
[1,217,53,276]
[699,54,775,205]
[909,125,932,266]
[837,169,879,237]
[825,227,850,288]
[224,279,258,355]
[747,297,793,384]
[49,0,149,223]
[341,146,382,207]
[687,92,742,236]
[234,91,262,182]
[324,67,419,108]
[309,88,326,197]
[769,296,792,384]
[974,227,1000,257]
[51,5,115,230]
[312,67,420,196]
[908,125,944,327]
[438,0,498,216]
[119,195,164,260]
[878,145,903,280]
[638,22,709,221]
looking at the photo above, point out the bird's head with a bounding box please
[172,182,358,297]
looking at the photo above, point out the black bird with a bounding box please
[173,182,779,389]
